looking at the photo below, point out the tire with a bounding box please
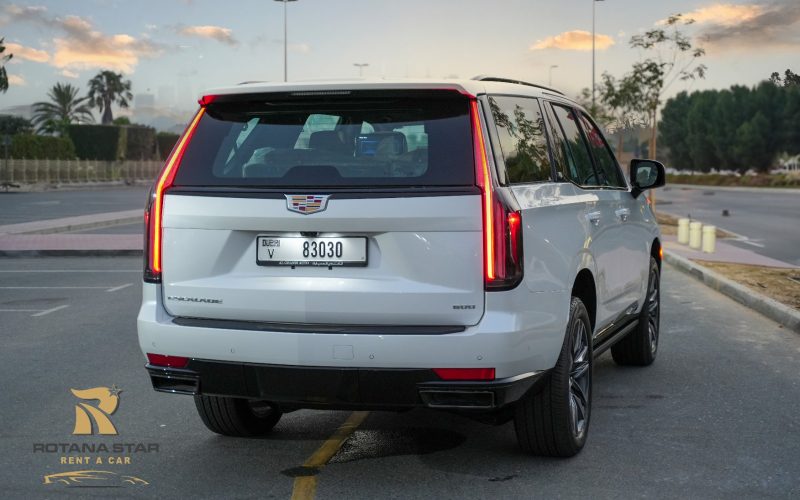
[514,297,592,457]
[611,257,660,366]
[194,395,282,437]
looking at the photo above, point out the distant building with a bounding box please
[0,104,34,120]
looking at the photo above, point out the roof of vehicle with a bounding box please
[201,76,579,107]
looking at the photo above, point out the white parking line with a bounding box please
[739,240,766,248]
[106,283,133,292]
[0,270,140,273]
[31,305,69,317]
[0,286,116,289]
[0,309,41,313]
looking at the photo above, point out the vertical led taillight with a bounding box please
[470,99,524,291]
[143,106,206,283]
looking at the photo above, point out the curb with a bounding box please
[664,250,800,333]
[0,210,141,235]
[0,249,142,257]
[18,216,141,235]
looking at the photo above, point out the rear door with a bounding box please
[575,110,647,311]
[548,102,624,328]
[160,90,485,326]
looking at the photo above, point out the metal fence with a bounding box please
[0,159,162,184]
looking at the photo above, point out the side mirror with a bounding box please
[629,159,666,198]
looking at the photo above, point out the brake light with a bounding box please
[198,94,218,106]
[146,353,189,368]
[470,100,524,290]
[144,107,205,283]
[433,368,496,381]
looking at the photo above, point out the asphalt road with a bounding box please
[0,257,798,499]
[0,187,149,226]
[657,185,800,266]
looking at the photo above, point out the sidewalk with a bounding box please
[662,234,798,269]
[0,210,142,254]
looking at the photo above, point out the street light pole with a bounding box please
[274,0,298,82]
[592,0,604,112]
[353,63,369,77]
[549,65,559,87]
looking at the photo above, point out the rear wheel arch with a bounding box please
[571,269,597,333]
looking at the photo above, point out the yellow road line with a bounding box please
[290,411,370,500]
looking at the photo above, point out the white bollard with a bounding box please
[702,225,716,253]
[689,222,703,249]
[677,218,690,244]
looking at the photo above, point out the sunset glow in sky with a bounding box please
[1,0,798,114]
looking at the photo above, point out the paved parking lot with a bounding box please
[0,256,798,498]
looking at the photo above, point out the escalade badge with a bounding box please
[286,194,330,215]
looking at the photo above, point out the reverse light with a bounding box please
[470,99,523,290]
[144,107,205,283]
[433,368,496,381]
[146,353,189,368]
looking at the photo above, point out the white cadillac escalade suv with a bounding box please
[138,77,665,457]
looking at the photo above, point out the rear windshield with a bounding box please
[174,91,474,188]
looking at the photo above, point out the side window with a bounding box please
[550,104,599,187]
[488,96,552,184]
[577,112,625,188]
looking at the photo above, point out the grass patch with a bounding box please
[694,261,800,310]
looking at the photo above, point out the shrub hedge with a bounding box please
[156,132,180,160]
[67,125,120,160]
[10,134,76,159]
[66,124,159,161]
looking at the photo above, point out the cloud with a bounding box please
[177,25,237,45]
[680,2,800,51]
[530,30,615,51]
[8,74,26,86]
[5,4,161,73]
[60,69,79,79]
[661,4,764,27]
[5,41,50,63]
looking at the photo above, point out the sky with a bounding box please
[1,0,798,123]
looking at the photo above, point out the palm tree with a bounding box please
[32,83,95,135]
[87,70,133,124]
[0,38,12,93]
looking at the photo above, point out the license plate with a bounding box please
[256,236,367,267]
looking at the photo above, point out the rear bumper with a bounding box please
[138,283,570,379]
[146,360,547,411]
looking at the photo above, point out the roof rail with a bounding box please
[471,75,565,96]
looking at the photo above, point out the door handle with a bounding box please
[586,211,601,226]
[615,208,630,222]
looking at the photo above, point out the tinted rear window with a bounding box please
[174,91,474,188]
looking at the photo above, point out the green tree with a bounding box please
[602,14,706,162]
[658,91,692,169]
[769,69,800,88]
[734,112,772,172]
[685,91,718,172]
[31,83,95,136]
[0,38,12,93]
[0,114,32,135]
[87,70,133,125]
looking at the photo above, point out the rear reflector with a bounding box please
[146,353,190,368]
[433,368,496,381]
